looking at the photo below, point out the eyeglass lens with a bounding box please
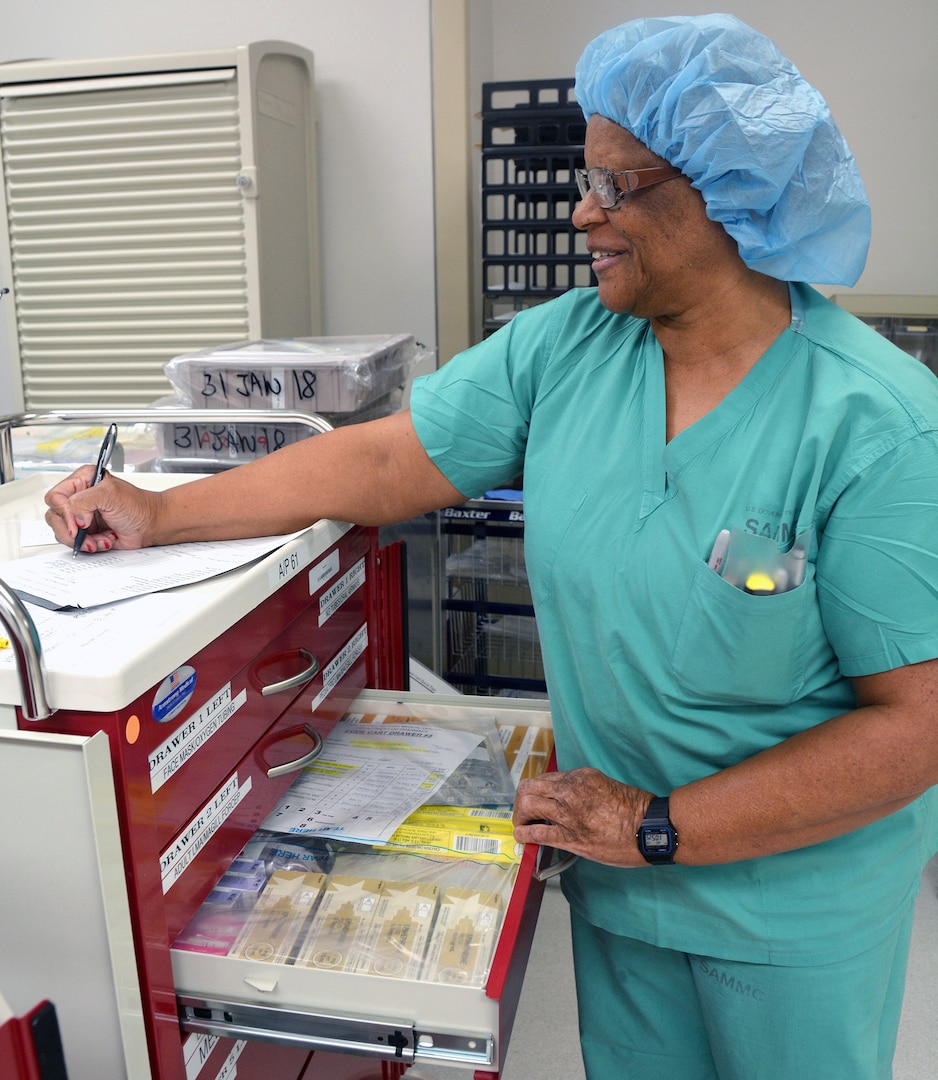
[575,166,681,209]
[575,168,616,208]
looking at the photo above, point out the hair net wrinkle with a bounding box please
[574,14,870,285]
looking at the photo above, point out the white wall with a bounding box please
[0,0,437,412]
[477,0,938,299]
[1,0,935,414]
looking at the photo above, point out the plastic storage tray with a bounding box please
[152,389,405,471]
[481,78,582,147]
[481,79,589,330]
[440,502,546,696]
[165,335,417,413]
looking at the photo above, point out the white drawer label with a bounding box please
[149,683,247,793]
[309,623,368,713]
[160,772,252,894]
[309,548,340,594]
[183,1032,219,1080]
[267,536,311,591]
[318,556,366,626]
[211,1039,246,1080]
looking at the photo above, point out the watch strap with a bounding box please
[643,796,671,824]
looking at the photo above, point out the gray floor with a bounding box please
[409,856,938,1080]
[895,855,938,1079]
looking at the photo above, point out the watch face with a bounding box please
[642,827,672,852]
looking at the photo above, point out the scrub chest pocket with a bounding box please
[672,560,815,706]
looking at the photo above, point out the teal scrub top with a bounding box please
[411,283,938,964]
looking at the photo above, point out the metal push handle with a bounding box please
[0,408,334,485]
[0,576,52,720]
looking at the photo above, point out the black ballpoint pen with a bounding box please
[72,422,118,558]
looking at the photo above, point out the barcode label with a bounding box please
[468,808,513,820]
[453,835,503,854]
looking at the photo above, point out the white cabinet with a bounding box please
[0,42,321,410]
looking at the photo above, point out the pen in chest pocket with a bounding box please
[706,529,731,572]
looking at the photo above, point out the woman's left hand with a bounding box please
[512,767,655,867]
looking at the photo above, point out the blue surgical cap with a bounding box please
[574,13,870,285]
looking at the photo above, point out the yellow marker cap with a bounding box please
[744,571,776,595]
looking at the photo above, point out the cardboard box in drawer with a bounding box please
[164,335,419,413]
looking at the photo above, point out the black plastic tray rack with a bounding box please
[440,501,546,696]
[481,78,582,144]
[481,79,590,334]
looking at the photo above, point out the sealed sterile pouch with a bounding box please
[227,869,326,964]
[423,886,503,987]
[294,874,386,972]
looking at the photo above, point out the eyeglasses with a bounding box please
[574,165,683,209]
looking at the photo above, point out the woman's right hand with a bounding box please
[44,468,160,553]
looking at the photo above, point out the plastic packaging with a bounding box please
[227,869,327,964]
[173,702,555,984]
[423,885,503,987]
[174,835,520,987]
[345,707,517,807]
[164,334,422,414]
[380,804,521,863]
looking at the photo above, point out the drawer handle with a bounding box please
[534,846,578,882]
[260,648,321,697]
[266,723,324,778]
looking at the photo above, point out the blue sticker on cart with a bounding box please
[152,665,197,724]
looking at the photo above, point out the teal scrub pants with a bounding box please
[570,904,915,1080]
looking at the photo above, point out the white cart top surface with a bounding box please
[0,472,349,712]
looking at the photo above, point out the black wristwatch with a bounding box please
[636,796,678,865]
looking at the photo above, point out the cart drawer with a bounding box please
[182,1029,311,1080]
[160,646,372,940]
[147,529,371,840]
[171,692,554,1075]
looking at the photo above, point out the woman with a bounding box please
[45,15,938,1079]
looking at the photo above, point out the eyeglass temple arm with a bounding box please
[619,165,683,191]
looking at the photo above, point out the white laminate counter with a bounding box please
[0,472,351,713]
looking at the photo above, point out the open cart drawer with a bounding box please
[171,690,555,1075]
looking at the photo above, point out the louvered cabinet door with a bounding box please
[0,44,320,412]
